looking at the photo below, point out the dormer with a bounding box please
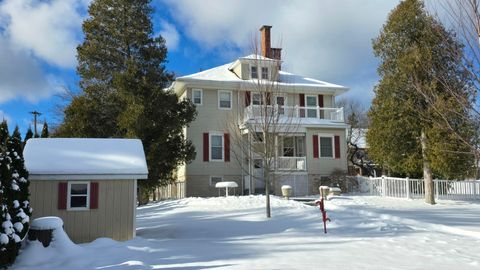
[229,25,282,81]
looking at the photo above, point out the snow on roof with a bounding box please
[24,138,148,179]
[175,55,347,93]
[238,54,279,61]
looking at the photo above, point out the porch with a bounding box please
[244,105,344,123]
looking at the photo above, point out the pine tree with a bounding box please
[55,0,197,202]
[7,127,30,241]
[367,0,475,204]
[40,121,49,138]
[23,127,33,147]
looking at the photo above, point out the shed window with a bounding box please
[68,182,90,210]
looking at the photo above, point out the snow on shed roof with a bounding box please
[24,138,148,180]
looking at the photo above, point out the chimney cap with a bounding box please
[259,25,272,31]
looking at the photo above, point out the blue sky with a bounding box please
[0,0,400,136]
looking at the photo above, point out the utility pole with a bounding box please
[29,111,42,137]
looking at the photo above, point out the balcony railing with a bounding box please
[244,105,344,123]
[277,156,307,171]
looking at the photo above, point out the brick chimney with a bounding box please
[260,25,272,58]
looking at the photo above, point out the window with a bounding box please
[192,89,202,105]
[68,182,89,210]
[210,176,223,186]
[306,95,318,118]
[210,134,224,161]
[319,136,334,158]
[251,66,258,79]
[276,95,285,114]
[261,67,269,79]
[252,132,263,143]
[283,137,294,157]
[218,90,232,109]
[253,159,263,169]
[252,92,262,105]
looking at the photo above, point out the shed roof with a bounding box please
[24,138,148,180]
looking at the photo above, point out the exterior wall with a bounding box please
[306,127,347,175]
[186,174,242,197]
[30,179,135,243]
[180,85,344,197]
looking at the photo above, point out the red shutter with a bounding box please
[203,133,209,162]
[90,182,99,209]
[313,135,319,158]
[299,94,305,117]
[58,182,67,210]
[245,91,251,107]
[224,133,230,162]
[334,135,341,159]
[318,95,324,107]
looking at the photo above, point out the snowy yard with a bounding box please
[13,195,480,269]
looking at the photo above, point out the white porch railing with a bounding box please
[360,176,480,201]
[244,105,344,122]
[276,156,307,171]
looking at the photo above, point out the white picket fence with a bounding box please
[361,176,480,201]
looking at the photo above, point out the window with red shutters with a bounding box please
[245,91,251,107]
[299,93,305,117]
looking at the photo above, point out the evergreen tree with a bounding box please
[40,121,49,138]
[0,122,21,267]
[23,127,33,147]
[55,0,197,202]
[367,0,475,204]
[7,127,30,241]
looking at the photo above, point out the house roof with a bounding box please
[172,55,348,95]
[24,138,148,180]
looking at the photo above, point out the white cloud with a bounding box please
[0,36,63,103]
[159,20,180,51]
[163,0,400,105]
[0,0,85,68]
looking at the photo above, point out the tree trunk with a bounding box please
[265,168,271,218]
[421,129,435,205]
[137,185,150,206]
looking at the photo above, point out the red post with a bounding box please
[315,198,330,234]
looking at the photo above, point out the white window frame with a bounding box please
[275,94,287,115]
[210,176,223,186]
[210,132,224,161]
[252,92,262,105]
[305,95,318,118]
[67,181,90,211]
[218,90,232,110]
[251,66,258,79]
[318,133,335,159]
[192,89,203,105]
[261,67,269,80]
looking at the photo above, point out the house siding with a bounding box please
[30,179,135,243]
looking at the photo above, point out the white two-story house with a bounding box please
[166,25,349,198]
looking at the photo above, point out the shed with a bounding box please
[23,138,148,243]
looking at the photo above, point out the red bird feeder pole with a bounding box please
[315,198,331,233]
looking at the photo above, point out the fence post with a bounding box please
[368,176,373,195]
[406,177,410,199]
[381,176,386,197]
[434,180,439,200]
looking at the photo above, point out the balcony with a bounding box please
[244,105,344,123]
[276,156,307,171]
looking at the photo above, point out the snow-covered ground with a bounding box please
[13,195,480,269]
